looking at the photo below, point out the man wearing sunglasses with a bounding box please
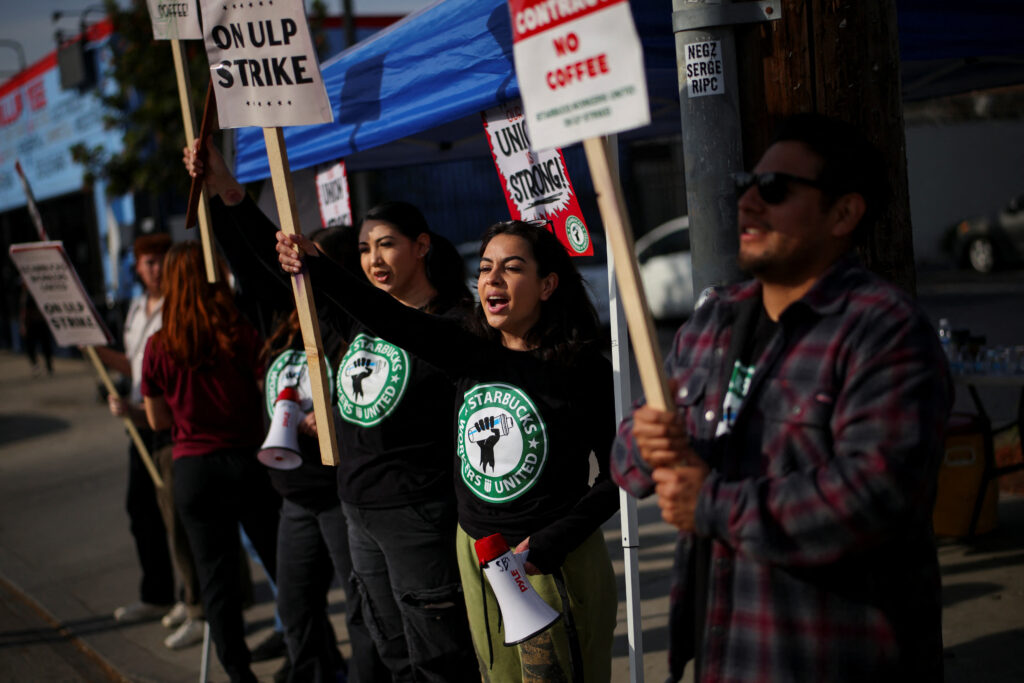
[612,113,951,682]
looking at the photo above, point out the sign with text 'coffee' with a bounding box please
[508,0,649,150]
[200,0,332,128]
[482,101,592,256]
[145,0,202,40]
[9,241,113,347]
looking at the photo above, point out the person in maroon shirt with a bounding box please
[141,241,280,683]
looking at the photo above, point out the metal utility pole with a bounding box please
[734,0,914,291]
[671,0,781,295]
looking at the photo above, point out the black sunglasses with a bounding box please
[731,171,826,205]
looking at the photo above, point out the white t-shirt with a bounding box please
[123,294,163,404]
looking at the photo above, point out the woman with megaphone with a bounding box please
[277,219,620,683]
[186,141,479,683]
[140,242,281,683]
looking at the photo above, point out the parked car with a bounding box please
[947,194,1024,273]
[635,216,694,320]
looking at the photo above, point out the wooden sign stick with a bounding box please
[85,346,164,489]
[583,136,673,412]
[263,127,341,466]
[171,40,219,284]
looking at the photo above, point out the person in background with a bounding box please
[19,284,53,377]
[92,234,180,630]
[612,113,952,681]
[142,241,280,683]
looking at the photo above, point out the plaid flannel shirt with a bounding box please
[613,256,952,682]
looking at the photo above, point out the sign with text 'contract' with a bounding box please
[508,0,649,151]
[145,0,202,40]
[200,0,333,129]
[9,242,113,347]
[482,101,592,256]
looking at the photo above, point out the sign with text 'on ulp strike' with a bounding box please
[200,0,333,129]
[9,242,113,347]
[482,101,592,256]
[145,0,202,40]
[509,0,649,151]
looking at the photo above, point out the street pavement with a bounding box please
[1,348,1023,682]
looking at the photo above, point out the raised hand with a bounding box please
[181,136,245,205]
[349,358,374,400]
[276,230,321,274]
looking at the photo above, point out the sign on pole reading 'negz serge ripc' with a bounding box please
[200,0,333,128]
[508,0,649,151]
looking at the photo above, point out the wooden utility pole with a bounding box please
[735,0,914,292]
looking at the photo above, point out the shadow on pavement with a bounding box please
[944,628,1024,683]
[0,414,70,447]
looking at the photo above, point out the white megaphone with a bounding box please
[258,387,303,471]
[475,533,560,645]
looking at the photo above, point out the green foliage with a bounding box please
[71,0,209,197]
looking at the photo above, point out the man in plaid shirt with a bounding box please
[612,114,951,682]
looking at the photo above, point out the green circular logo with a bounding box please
[457,383,548,503]
[564,216,589,254]
[265,349,333,417]
[336,333,411,427]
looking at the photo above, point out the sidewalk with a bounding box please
[1,349,1022,682]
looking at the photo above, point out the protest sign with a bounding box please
[508,0,670,412]
[145,0,203,40]
[9,242,112,348]
[508,0,649,151]
[482,101,592,256]
[200,0,333,129]
[315,161,352,228]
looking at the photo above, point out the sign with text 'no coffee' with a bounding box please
[200,0,333,128]
[9,242,113,347]
[482,101,592,256]
[508,0,649,151]
[145,0,202,40]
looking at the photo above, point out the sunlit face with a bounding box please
[477,233,557,349]
[737,141,842,286]
[358,219,429,300]
[135,253,164,295]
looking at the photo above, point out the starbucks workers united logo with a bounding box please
[265,349,334,417]
[458,383,549,503]
[336,333,411,427]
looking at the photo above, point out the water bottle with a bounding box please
[938,318,954,363]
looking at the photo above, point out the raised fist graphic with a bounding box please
[349,357,374,400]
[474,415,502,473]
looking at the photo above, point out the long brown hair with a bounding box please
[156,241,243,369]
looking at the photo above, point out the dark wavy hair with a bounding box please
[361,201,472,314]
[771,113,887,238]
[468,220,599,363]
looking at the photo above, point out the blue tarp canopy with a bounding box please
[235,0,1024,183]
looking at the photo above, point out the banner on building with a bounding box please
[508,0,649,151]
[315,161,352,228]
[482,101,592,256]
[145,0,203,40]
[9,241,113,347]
[200,0,333,129]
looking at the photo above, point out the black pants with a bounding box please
[174,449,281,683]
[126,432,175,606]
